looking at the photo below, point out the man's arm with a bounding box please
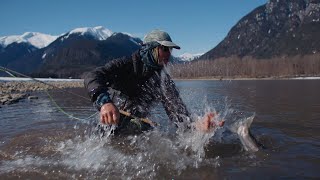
[84,58,129,125]
[160,72,191,126]
[84,64,115,103]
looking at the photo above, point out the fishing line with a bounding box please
[0,65,157,126]
[0,65,97,122]
[0,66,91,101]
[45,90,98,123]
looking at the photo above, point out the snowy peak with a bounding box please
[0,26,134,49]
[0,32,58,49]
[178,52,204,61]
[65,26,113,40]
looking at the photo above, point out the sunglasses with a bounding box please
[159,45,172,53]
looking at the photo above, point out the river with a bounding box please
[0,79,319,179]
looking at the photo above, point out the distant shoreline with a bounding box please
[173,76,320,81]
[1,76,320,83]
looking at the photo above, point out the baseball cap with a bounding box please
[143,29,180,49]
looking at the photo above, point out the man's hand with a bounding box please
[195,112,225,132]
[100,103,120,125]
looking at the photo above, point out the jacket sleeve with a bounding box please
[160,72,190,125]
[84,58,128,103]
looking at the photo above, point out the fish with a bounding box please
[228,115,262,152]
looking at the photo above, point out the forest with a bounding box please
[169,54,320,79]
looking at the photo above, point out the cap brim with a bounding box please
[157,41,181,49]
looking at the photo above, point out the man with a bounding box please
[84,29,221,135]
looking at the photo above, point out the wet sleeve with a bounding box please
[83,58,128,103]
[160,73,191,125]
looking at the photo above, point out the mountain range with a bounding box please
[1,0,319,78]
[200,0,320,60]
[0,26,199,77]
[0,26,143,77]
[0,32,58,49]
[178,53,204,61]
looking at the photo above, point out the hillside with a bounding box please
[201,0,320,60]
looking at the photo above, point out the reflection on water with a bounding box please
[0,80,320,179]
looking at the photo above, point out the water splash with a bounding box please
[0,104,256,179]
[0,71,259,178]
[54,124,222,178]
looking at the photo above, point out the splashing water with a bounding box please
[0,103,257,179]
[0,105,232,178]
[0,71,259,178]
[55,120,224,178]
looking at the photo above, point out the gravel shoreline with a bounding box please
[0,80,84,107]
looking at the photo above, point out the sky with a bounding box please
[1,0,268,56]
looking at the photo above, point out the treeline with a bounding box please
[169,53,320,79]
[29,64,97,79]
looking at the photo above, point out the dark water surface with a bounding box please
[0,80,319,179]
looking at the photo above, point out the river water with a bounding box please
[0,80,319,179]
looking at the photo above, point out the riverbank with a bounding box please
[0,80,84,106]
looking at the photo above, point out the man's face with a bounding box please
[158,45,172,66]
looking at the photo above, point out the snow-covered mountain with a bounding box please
[0,26,137,50]
[0,32,58,49]
[58,26,141,47]
[35,31,142,78]
[0,26,143,77]
[62,26,113,41]
[178,52,204,61]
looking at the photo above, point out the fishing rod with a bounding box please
[119,110,157,127]
[0,65,157,126]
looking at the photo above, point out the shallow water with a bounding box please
[0,80,319,179]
